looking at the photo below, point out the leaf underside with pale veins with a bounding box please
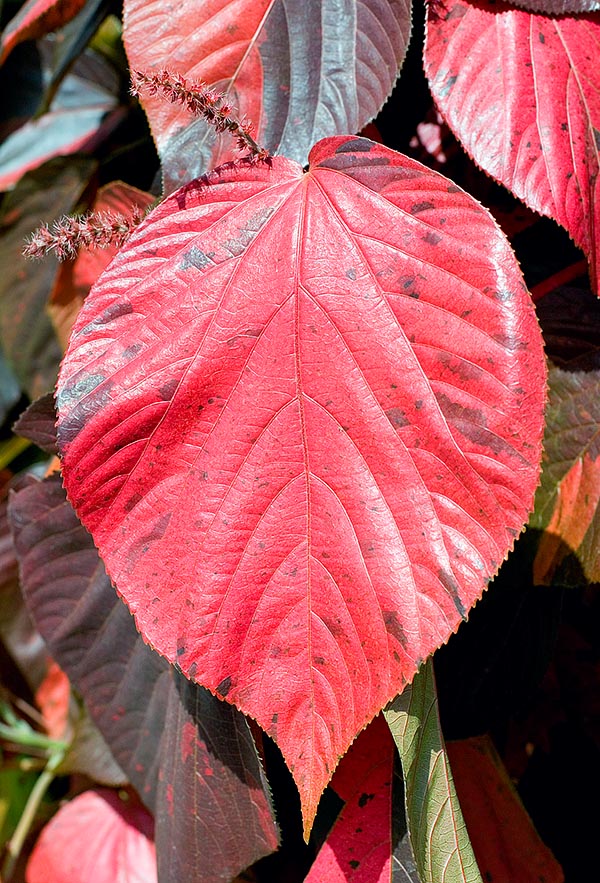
[9,475,279,881]
[425,1,600,294]
[56,135,546,831]
[123,0,412,191]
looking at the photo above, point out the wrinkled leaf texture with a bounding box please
[26,788,157,883]
[0,0,87,65]
[57,135,546,832]
[425,1,600,294]
[123,0,412,191]
[9,474,279,882]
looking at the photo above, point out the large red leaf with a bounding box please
[424,1,600,293]
[56,136,546,831]
[123,0,412,191]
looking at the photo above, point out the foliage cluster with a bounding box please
[0,0,599,881]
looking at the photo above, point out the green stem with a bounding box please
[1,748,66,881]
[0,437,30,471]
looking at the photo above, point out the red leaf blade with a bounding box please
[57,136,546,830]
[424,2,600,292]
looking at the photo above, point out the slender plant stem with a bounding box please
[1,748,66,881]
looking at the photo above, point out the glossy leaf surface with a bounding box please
[123,0,412,191]
[530,365,600,583]
[305,715,395,882]
[384,662,483,883]
[26,789,157,883]
[425,1,600,293]
[57,136,546,830]
[9,474,279,880]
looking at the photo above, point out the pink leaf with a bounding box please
[26,789,157,883]
[57,136,546,832]
[424,1,600,293]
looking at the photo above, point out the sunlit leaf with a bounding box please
[425,1,600,293]
[123,0,412,191]
[56,136,546,831]
[305,716,395,882]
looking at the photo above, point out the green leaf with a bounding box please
[384,661,483,883]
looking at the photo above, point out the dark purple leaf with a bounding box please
[13,393,58,454]
[8,474,279,879]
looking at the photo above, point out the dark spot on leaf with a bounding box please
[410,201,434,214]
[385,407,409,428]
[438,569,467,618]
[159,378,179,400]
[176,646,186,657]
[594,129,600,150]
[346,268,357,280]
[358,792,375,807]
[349,860,360,869]
[409,291,420,299]
[124,492,143,512]
[313,656,325,665]
[415,400,423,410]
[436,392,487,426]
[538,31,545,43]
[216,676,232,698]
[383,610,407,648]
[423,231,442,246]
[493,332,528,351]
[57,376,112,445]
[335,138,373,153]
[123,343,143,360]
[179,246,212,270]
[438,74,457,98]
[77,301,133,337]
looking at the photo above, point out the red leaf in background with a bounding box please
[26,789,157,883]
[446,736,564,883]
[123,0,412,191]
[48,182,155,349]
[57,136,546,831]
[305,716,395,882]
[424,1,600,293]
[0,0,87,65]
